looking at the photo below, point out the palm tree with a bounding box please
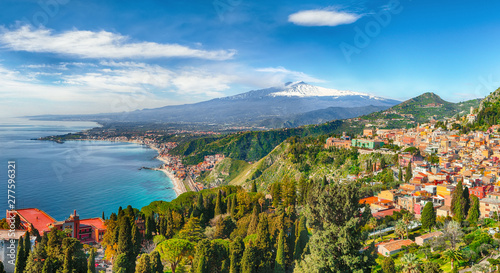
[402,212,415,239]
[395,220,406,240]
[442,249,463,270]
[400,253,421,273]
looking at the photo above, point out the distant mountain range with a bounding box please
[31,82,399,128]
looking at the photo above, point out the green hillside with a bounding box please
[170,119,360,164]
[362,92,480,128]
[470,87,500,130]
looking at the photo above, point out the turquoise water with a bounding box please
[0,119,176,220]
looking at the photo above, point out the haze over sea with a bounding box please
[0,118,177,220]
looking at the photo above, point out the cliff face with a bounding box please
[479,87,500,111]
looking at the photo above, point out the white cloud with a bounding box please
[0,25,236,60]
[255,66,325,83]
[288,9,361,27]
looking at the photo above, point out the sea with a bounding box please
[0,118,177,220]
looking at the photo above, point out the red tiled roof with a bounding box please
[80,218,106,230]
[16,208,55,233]
[360,196,378,205]
[372,208,400,219]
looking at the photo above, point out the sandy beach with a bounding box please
[155,155,187,196]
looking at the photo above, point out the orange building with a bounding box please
[8,208,106,244]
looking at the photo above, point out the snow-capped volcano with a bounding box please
[44,82,400,128]
[269,81,370,98]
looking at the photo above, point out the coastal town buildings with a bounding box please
[8,208,106,244]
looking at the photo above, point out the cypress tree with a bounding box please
[24,231,31,261]
[150,251,163,273]
[251,181,257,193]
[271,183,281,207]
[247,206,259,236]
[229,237,245,273]
[255,214,272,272]
[0,261,5,273]
[467,195,480,226]
[463,187,470,218]
[131,223,142,257]
[241,242,258,273]
[14,236,25,273]
[117,216,135,273]
[274,229,286,273]
[42,257,54,273]
[194,239,212,273]
[293,216,308,260]
[62,248,72,273]
[135,253,151,273]
[215,190,223,216]
[380,157,386,169]
[195,193,204,217]
[421,202,436,232]
[405,162,412,183]
[102,211,105,220]
[398,167,403,181]
[451,180,465,222]
[87,249,95,273]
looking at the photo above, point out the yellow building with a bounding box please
[436,184,454,196]
[377,190,397,202]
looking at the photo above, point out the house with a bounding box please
[378,190,398,202]
[377,239,414,257]
[415,231,443,246]
[436,205,452,217]
[480,198,500,218]
[351,139,385,149]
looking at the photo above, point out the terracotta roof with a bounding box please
[360,196,378,205]
[380,239,414,252]
[416,231,443,240]
[80,218,106,230]
[16,208,55,233]
[372,208,400,219]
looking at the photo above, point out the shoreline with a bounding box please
[154,154,188,197]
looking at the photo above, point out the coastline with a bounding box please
[148,145,187,197]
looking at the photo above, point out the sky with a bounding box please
[1,0,500,118]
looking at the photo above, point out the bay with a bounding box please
[0,118,176,220]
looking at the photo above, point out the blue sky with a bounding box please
[1,0,500,117]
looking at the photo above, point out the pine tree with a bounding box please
[293,216,308,260]
[467,195,480,226]
[215,190,223,216]
[274,229,286,273]
[421,202,436,232]
[451,181,465,222]
[87,248,96,273]
[14,235,25,273]
[229,237,245,273]
[251,181,257,193]
[294,183,377,273]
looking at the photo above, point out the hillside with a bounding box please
[361,92,481,128]
[170,119,361,164]
[471,87,500,130]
